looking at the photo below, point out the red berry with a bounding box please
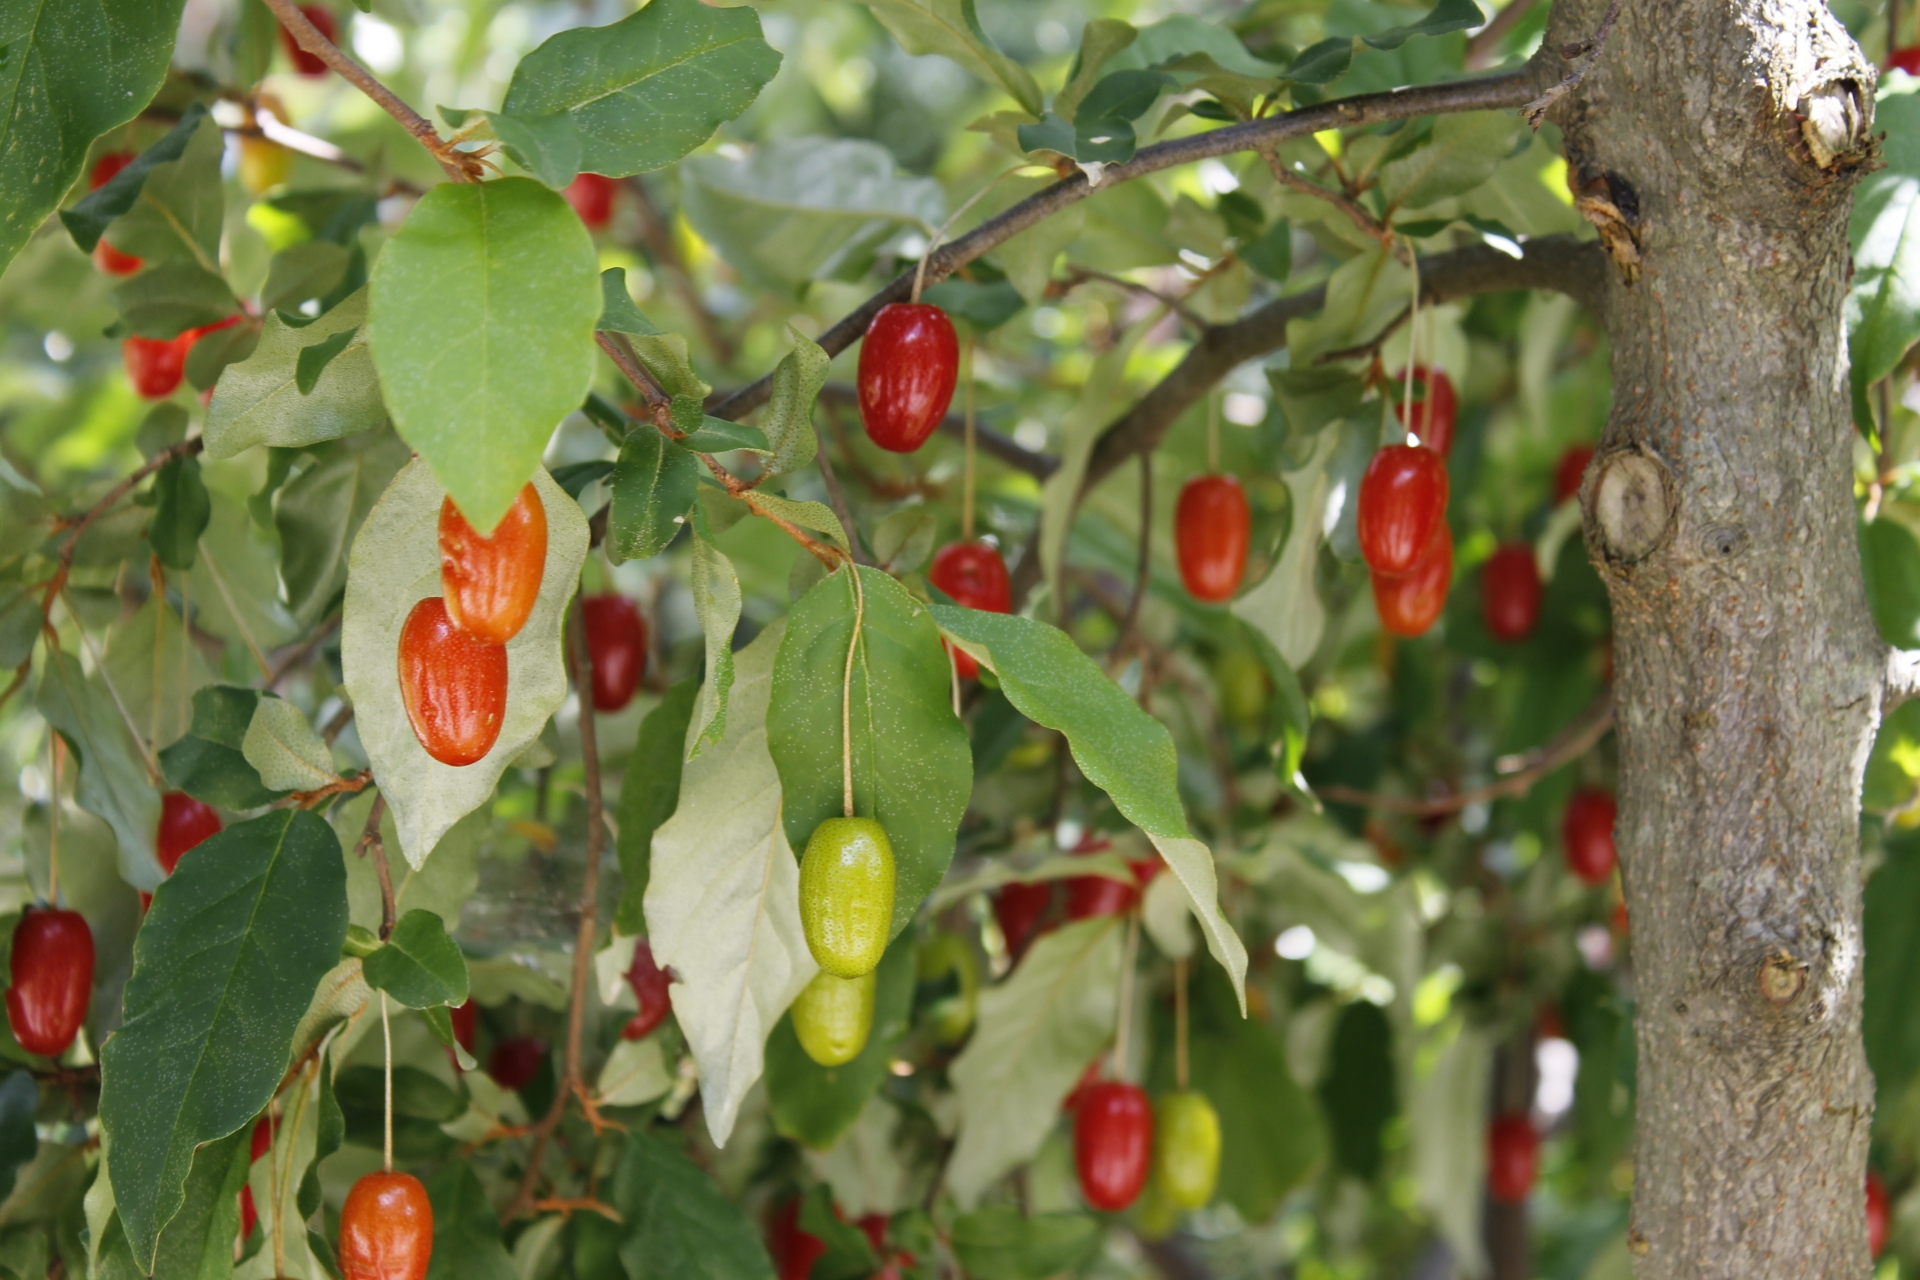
[1893,46,1920,75]
[858,1214,888,1256]
[580,594,648,712]
[767,1198,826,1280]
[398,597,508,766]
[562,174,618,231]
[623,938,672,1040]
[1482,544,1542,643]
[278,6,337,77]
[1391,366,1457,457]
[157,791,221,876]
[992,880,1053,961]
[6,908,93,1058]
[1486,1114,1538,1203]
[1868,1171,1891,1259]
[487,1036,547,1091]
[449,998,477,1052]
[439,484,547,645]
[1357,444,1448,578]
[1563,790,1617,885]
[1554,445,1595,504]
[89,155,145,274]
[857,303,958,453]
[1175,474,1251,603]
[338,1170,433,1280]
[239,1115,276,1239]
[123,333,192,399]
[930,541,1010,679]
[1074,1081,1152,1211]
[1372,524,1452,638]
[1061,1058,1102,1114]
[1064,841,1137,921]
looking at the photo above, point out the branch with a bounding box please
[595,332,673,425]
[708,58,1553,422]
[1256,147,1405,261]
[264,614,339,692]
[48,438,204,597]
[814,384,1058,479]
[1060,264,1211,328]
[1520,0,1623,128]
[352,794,395,942]
[1466,0,1546,68]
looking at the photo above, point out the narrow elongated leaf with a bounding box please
[363,910,469,1009]
[149,453,211,571]
[760,328,828,475]
[1233,431,1337,667]
[423,1163,516,1280]
[608,429,698,563]
[1361,0,1483,48]
[97,116,227,270]
[206,289,384,459]
[852,0,1042,116]
[765,933,915,1149]
[241,696,335,792]
[101,809,349,1270]
[36,651,162,889]
[615,1129,776,1280]
[644,625,817,1146]
[368,178,601,533]
[616,677,699,932]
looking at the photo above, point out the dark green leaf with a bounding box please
[158,687,285,810]
[1848,93,1920,438]
[1076,68,1171,125]
[614,1129,776,1280]
[552,459,615,499]
[148,454,210,571]
[334,1066,463,1124]
[485,110,582,189]
[37,651,162,885]
[1241,216,1293,282]
[919,279,1025,330]
[608,429,699,563]
[1216,189,1266,239]
[758,329,829,473]
[0,1074,36,1203]
[765,932,915,1149]
[1015,114,1077,158]
[1320,999,1395,1179]
[615,677,700,933]
[1267,366,1366,436]
[600,268,662,335]
[295,327,357,395]
[1866,828,1920,1095]
[275,433,409,624]
[1866,700,1920,812]
[797,1185,878,1280]
[0,586,39,670]
[363,909,469,1009]
[1284,36,1353,83]
[144,1127,249,1280]
[770,567,973,938]
[1361,0,1483,48]
[57,104,208,255]
[298,1055,346,1219]
[424,1163,516,1280]
[107,261,237,339]
[101,809,349,1270]
[96,116,226,269]
[1862,518,1920,649]
[262,241,353,315]
[185,318,260,392]
[949,1208,1101,1280]
[679,418,771,454]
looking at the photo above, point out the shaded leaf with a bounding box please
[423,1163,516,1280]
[759,329,829,474]
[273,431,410,623]
[608,429,699,563]
[851,0,1042,116]
[615,676,699,932]
[57,104,207,255]
[1361,0,1484,49]
[363,910,468,1009]
[1863,517,1920,649]
[159,686,284,811]
[599,268,661,336]
[149,453,210,571]
[950,1208,1101,1280]
[205,288,384,459]
[108,261,236,339]
[615,1129,776,1279]
[36,651,162,889]
[241,696,335,792]
[262,242,352,315]
[0,1074,37,1204]
[485,110,580,189]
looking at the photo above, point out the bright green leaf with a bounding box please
[852,0,1043,116]
[599,268,661,335]
[760,328,828,475]
[364,910,469,1010]
[485,110,581,189]
[205,288,384,459]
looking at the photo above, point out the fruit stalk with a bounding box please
[840,565,866,820]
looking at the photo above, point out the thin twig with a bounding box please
[811,422,871,566]
[1520,0,1624,129]
[321,702,356,745]
[264,614,340,692]
[43,438,205,616]
[1466,0,1546,68]
[1256,148,1406,261]
[356,794,396,941]
[595,332,673,424]
[1062,264,1211,328]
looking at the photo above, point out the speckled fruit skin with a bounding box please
[1075,1082,1153,1212]
[1482,543,1543,643]
[338,1170,433,1280]
[1154,1091,1222,1210]
[930,541,1010,678]
[1371,524,1452,639]
[397,597,507,766]
[792,968,875,1066]
[1391,366,1458,456]
[6,908,93,1058]
[439,483,547,645]
[580,594,648,712]
[1487,1114,1538,1204]
[1357,444,1449,577]
[1175,475,1251,603]
[1564,789,1618,885]
[857,303,959,453]
[799,817,895,978]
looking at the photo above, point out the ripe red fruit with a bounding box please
[439,485,547,645]
[857,303,959,453]
[992,880,1053,960]
[1893,46,1920,75]
[1074,1081,1153,1211]
[338,1170,433,1280]
[398,597,507,766]
[89,153,144,275]
[1372,524,1452,638]
[278,6,337,77]
[1486,1114,1538,1203]
[1062,1058,1103,1114]
[239,1115,276,1240]
[1868,1170,1891,1258]
[1175,474,1251,603]
[1564,790,1618,885]
[1357,444,1449,577]
[562,173,618,231]
[930,541,1010,678]
[1482,544,1543,643]
[623,938,672,1040]
[6,908,93,1058]
[581,594,648,712]
[1391,366,1457,457]
[124,333,193,399]
[767,1198,826,1280]
[1554,444,1595,504]
[157,791,221,876]
[487,1036,546,1091]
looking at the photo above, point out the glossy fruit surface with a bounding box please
[439,484,547,644]
[89,153,144,275]
[930,541,1010,678]
[157,791,221,875]
[792,967,875,1066]
[487,1036,546,1091]
[563,173,618,230]
[581,594,648,712]
[1391,366,1458,456]
[1066,848,1161,921]
[279,5,336,76]
[1486,1114,1538,1203]
[1868,1171,1891,1258]
[398,597,507,766]
[623,938,672,1040]
[1482,544,1543,643]
[1357,444,1449,577]
[1372,524,1452,638]
[768,1198,826,1280]
[7,908,93,1058]
[1554,444,1595,504]
[857,303,959,453]
[124,334,191,399]
[1075,1081,1153,1211]
[1154,1091,1221,1210]
[799,817,895,978]
[1564,789,1618,885]
[239,137,293,195]
[338,1170,433,1280]
[993,880,1053,960]
[1175,474,1251,603]
[1063,1058,1103,1114]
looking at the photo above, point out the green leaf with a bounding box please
[608,429,699,563]
[552,458,615,499]
[273,432,411,623]
[596,1036,674,1107]
[765,932,915,1149]
[745,491,848,550]
[1377,111,1524,213]
[599,268,661,335]
[363,910,469,1009]
[797,1185,879,1280]
[627,333,712,399]
[151,1127,249,1280]
[689,523,743,757]
[644,625,816,1147]
[205,287,385,459]
[770,567,973,938]
[1361,0,1484,48]
[1233,432,1337,669]
[869,507,937,575]
[485,110,581,189]
[1321,997,1396,1179]
[108,261,237,339]
[1848,93,1920,435]
[185,317,260,391]
[367,177,602,533]
[339,792,486,939]
[1054,18,1138,120]
[759,328,829,475]
[149,453,210,571]
[341,460,588,865]
[1285,37,1353,83]
[96,115,226,271]
[1862,518,1920,648]
[1268,366,1366,436]
[101,808,349,1270]
[616,676,699,932]
[159,686,284,810]
[680,138,944,292]
[949,1208,1101,1280]
[3,0,190,270]
[57,104,207,254]
[945,918,1122,1206]
[262,241,352,315]
[36,651,162,889]
[919,278,1025,330]
[852,0,1043,116]
[614,1129,776,1280]
[423,1163,517,1280]
[679,418,771,454]
[241,695,335,792]
[0,584,36,670]
[0,1074,37,1204]
[501,0,780,178]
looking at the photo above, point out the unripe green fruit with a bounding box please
[792,968,875,1066]
[799,817,895,977]
[917,932,978,1045]
[1154,1091,1221,1210]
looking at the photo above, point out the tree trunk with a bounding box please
[1555,0,1884,1273]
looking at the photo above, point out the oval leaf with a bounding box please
[363,909,470,1009]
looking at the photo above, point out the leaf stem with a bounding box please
[380,993,393,1172]
[841,565,867,819]
[1112,912,1141,1083]
[1175,956,1189,1092]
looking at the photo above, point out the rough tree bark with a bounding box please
[1555,0,1884,1273]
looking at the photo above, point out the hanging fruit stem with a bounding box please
[1175,955,1190,1092]
[1401,234,1422,436]
[1111,911,1142,1081]
[841,564,868,819]
[380,992,393,1172]
[913,164,1030,304]
[1207,392,1220,474]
